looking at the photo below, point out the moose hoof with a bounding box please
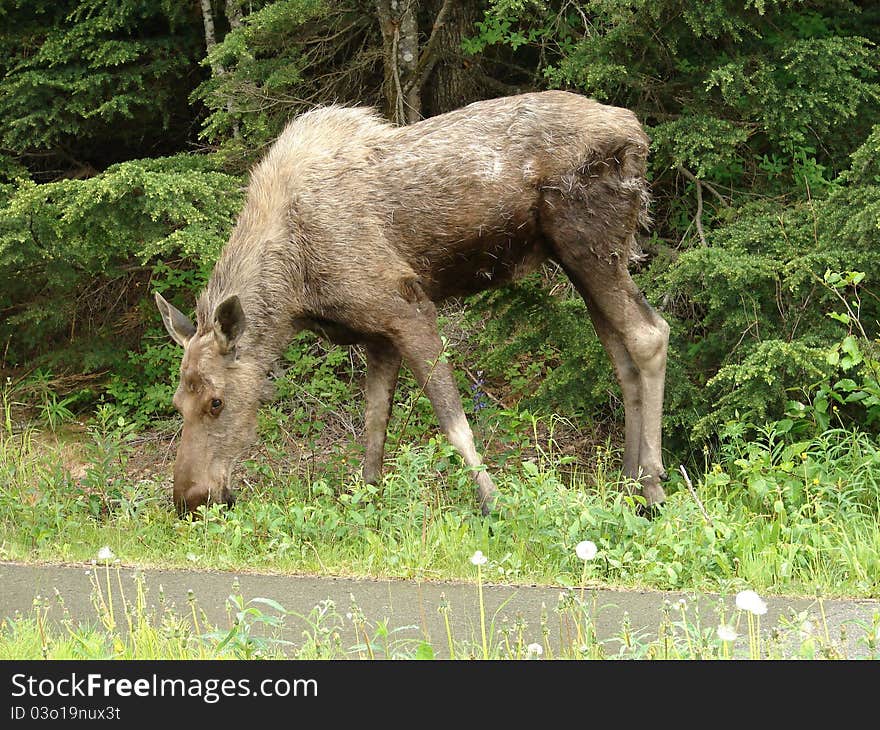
[637,478,666,520]
[478,490,497,517]
[637,501,664,520]
[641,478,666,505]
[476,472,497,517]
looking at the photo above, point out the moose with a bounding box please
[155,90,669,517]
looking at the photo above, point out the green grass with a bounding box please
[1,405,879,599]
[2,563,877,660]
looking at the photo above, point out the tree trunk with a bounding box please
[375,0,421,124]
[424,0,485,117]
[199,0,223,76]
[201,0,242,138]
[375,1,485,124]
[225,0,243,29]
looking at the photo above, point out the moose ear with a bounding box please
[155,292,196,348]
[213,295,246,354]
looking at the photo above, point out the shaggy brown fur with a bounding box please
[156,90,669,516]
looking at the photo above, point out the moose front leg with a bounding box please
[386,295,497,515]
[363,341,402,485]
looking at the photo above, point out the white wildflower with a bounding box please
[799,620,815,641]
[575,540,598,561]
[735,590,768,616]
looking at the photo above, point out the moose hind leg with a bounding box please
[587,277,667,504]
[545,208,669,506]
[386,291,497,515]
[363,341,402,485]
[630,295,669,504]
[587,271,668,505]
[581,294,643,481]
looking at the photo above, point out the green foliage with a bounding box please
[650,115,750,179]
[2,409,879,598]
[0,154,243,391]
[847,123,880,185]
[192,0,378,160]
[0,0,204,171]
[466,275,614,418]
[655,132,880,436]
[472,1,880,191]
[706,35,880,158]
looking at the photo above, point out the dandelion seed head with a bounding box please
[470,550,488,566]
[527,642,543,657]
[735,589,768,616]
[717,624,737,642]
[96,546,114,561]
[575,540,598,561]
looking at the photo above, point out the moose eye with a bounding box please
[210,398,223,415]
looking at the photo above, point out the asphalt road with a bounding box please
[1,561,877,658]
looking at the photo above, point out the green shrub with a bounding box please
[0,154,243,409]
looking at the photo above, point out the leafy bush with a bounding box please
[0,154,243,406]
[0,0,205,174]
[192,0,380,162]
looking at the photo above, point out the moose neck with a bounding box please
[197,211,304,368]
